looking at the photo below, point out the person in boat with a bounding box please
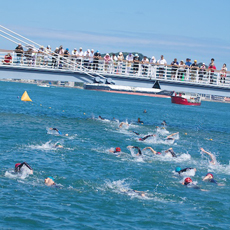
[119,122,129,128]
[142,147,161,155]
[127,146,142,156]
[139,134,155,141]
[109,147,121,154]
[15,162,33,174]
[175,167,196,175]
[137,118,143,124]
[200,148,216,165]
[165,148,177,157]
[166,132,179,140]
[49,127,62,135]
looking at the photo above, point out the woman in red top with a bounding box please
[2,53,12,64]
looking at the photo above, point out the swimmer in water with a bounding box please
[142,147,161,155]
[175,167,196,175]
[45,176,56,186]
[15,162,33,174]
[139,134,155,141]
[182,177,207,191]
[202,173,224,186]
[200,148,216,165]
[161,120,167,126]
[54,142,63,148]
[98,116,105,120]
[121,188,146,197]
[165,148,177,157]
[127,146,142,156]
[49,127,62,135]
[166,132,179,140]
[182,177,199,189]
[130,131,140,135]
[137,118,143,124]
[143,109,147,113]
[119,122,129,128]
[109,147,121,154]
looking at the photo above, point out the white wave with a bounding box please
[103,179,151,200]
[156,127,169,135]
[5,166,31,180]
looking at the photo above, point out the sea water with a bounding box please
[0,81,230,229]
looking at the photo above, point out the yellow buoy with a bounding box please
[21,91,32,102]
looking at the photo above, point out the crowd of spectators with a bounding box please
[1,43,228,83]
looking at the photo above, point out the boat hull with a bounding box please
[171,96,201,106]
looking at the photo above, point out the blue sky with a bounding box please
[0,0,229,69]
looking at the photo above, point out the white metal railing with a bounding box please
[0,51,229,87]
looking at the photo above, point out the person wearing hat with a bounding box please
[36,46,45,66]
[142,147,161,155]
[45,176,56,186]
[52,47,59,68]
[142,56,149,75]
[104,53,111,72]
[133,54,140,74]
[125,53,133,74]
[15,43,24,64]
[88,49,94,69]
[175,167,196,175]
[15,162,33,174]
[190,59,199,81]
[109,147,121,154]
[117,52,124,74]
[198,63,206,81]
[93,50,101,71]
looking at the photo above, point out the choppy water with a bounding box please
[1,81,230,229]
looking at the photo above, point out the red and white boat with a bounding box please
[171,92,201,106]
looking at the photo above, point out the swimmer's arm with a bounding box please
[200,148,216,164]
[143,147,157,154]
[20,162,33,174]
[166,132,179,139]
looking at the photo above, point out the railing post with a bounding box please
[165,66,167,79]
[196,69,199,83]
[216,72,219,85]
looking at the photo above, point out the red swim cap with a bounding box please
[139,138,142,141]
[15,163,21,168]
[206,173,214,178]
[184,177,192,184]
[115,147,121,152]
[157,152,161,155]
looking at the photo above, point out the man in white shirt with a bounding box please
[77,47,84,64]
[142,56,149,75]
[126,53,133,74]
[157,55,167,78]
[89,49,94,69]
[84,49,90,68]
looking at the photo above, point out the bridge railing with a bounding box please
[0,50,229,87]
